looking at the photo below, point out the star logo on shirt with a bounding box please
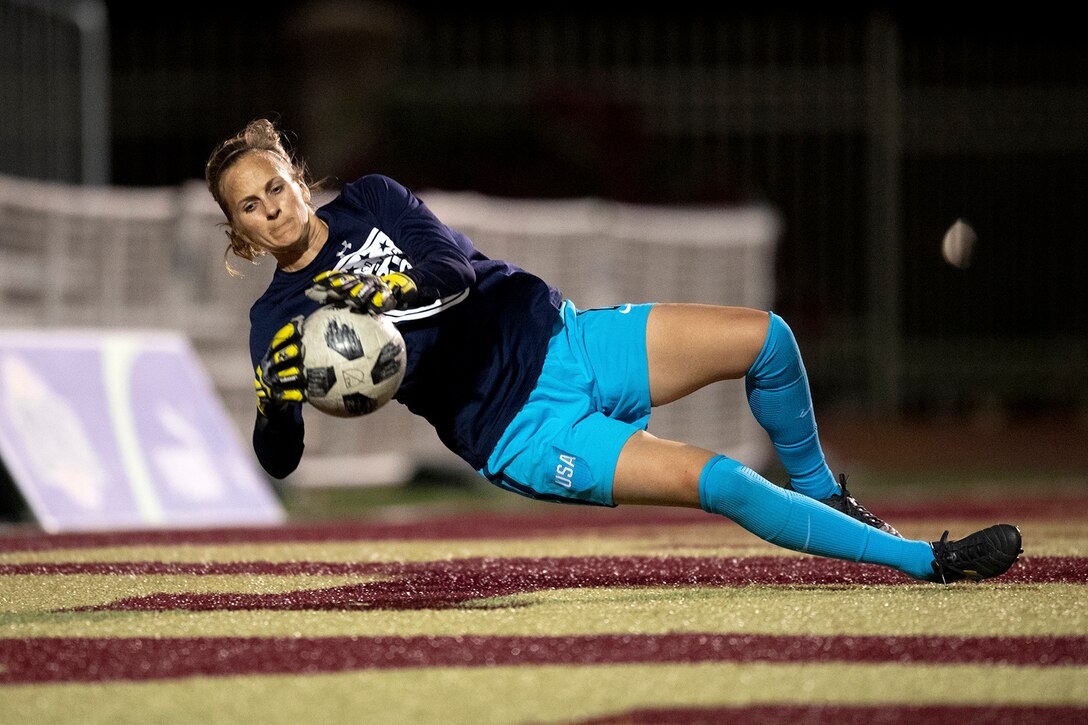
[334,228,412,277]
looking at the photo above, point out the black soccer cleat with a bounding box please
[804,473,903,538]
[928,524,1023,584]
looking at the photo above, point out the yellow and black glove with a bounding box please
[306,270,419,313]
[372,271,419,310]
[255,316,306,416]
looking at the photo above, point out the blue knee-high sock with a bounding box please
[699,455,935,579]
[746,312,837,499]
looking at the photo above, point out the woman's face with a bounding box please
[219,150,313,256]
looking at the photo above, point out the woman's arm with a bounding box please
[253,405,304,479]
[343,175,477,303]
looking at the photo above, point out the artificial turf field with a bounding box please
[1,470,1086,724]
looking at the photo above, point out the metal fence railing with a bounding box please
[5,7,1086,416]
[367,12,1087,415]
[0,0,109,184]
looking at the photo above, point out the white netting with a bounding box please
[0,175,274,463]
[0,174,780,486]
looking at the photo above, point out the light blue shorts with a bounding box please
[480,299,654,506]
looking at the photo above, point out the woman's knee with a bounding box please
[611,431,714,507]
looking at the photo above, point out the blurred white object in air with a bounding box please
[942,218,978,269]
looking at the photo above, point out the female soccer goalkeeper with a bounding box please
[205,118,1021,584]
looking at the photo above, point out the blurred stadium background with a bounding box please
[1,2,1085,525]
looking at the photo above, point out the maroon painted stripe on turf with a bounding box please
[73,554,912,613]
[1,634,1085,684]
[0,496,1082,551]
[577,705,1088,725]
[1,556,1079,615]
[62,556,1077,612]
[0,510,704,551]
[1,555,1080,585]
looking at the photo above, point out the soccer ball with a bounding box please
[301,305,406,418]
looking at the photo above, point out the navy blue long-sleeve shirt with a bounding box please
[249,174,564,478]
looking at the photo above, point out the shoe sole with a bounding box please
[959,524,1023,581]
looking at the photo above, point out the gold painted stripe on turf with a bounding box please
[0,575,386,613]
[2,584,1084,639]
[0,663,1084,725]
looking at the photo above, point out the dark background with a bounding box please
[6,2,1088,422]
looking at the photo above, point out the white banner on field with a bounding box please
[0,330,284,532]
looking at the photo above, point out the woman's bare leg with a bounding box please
[645,304,769,406]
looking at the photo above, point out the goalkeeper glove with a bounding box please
[255,316,306,416]
[306,270,419,313]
